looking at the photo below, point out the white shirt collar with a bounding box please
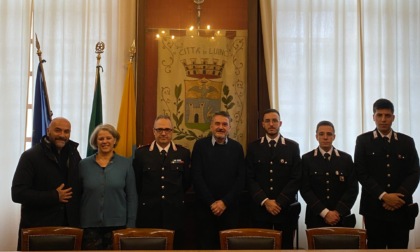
[212,135,228,146]
[156,143,170,153]
[265,134,280,145]
[314,146,340,157]
[318,147,333,157]
[379,130,393,139]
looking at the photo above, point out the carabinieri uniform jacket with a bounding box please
[133,141,191,230]
[246,135,302,223]
[354,129,420,225]
[300,147,358,228]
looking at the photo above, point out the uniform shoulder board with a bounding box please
[137,144,150,150]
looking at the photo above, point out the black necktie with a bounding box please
[269,140,276,148]
[269,140,276,155]
[383,137,391,152]
[161,150,167,162]
[324,152,330,161]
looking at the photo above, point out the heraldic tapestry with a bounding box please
[156,30,247,150]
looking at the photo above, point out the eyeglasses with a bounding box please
[154,128,173,134]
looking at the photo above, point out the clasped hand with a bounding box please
[324,210,340,226]
[382,193,405,211]
[211,200,226,216]
[264,199,281,216]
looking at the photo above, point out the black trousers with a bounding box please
[195,204,240,249]
[253,220,296,249]
[364,216,409,249]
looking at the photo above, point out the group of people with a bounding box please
[11,98,420,250]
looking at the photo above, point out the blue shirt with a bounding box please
[79,153,137,228]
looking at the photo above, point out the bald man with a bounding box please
[12,117,82,250]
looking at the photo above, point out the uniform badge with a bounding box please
[337,170,345,181]
[171,159,184,164]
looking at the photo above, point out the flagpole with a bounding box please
[35,34,53,121]
[129,40,136,63]
[86,42,105,157]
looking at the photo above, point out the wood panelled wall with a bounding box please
[134,1,271,248]
[136,0,268,148]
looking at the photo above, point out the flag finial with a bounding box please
[35,33,42,57]
[95,41,105,66]
[34,34,53,120]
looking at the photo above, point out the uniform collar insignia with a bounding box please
[260,135,286,145]
[373,129,398,141]
[314,147,340,157]
[149,141,177,152]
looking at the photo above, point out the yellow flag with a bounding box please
[115,61,136,157]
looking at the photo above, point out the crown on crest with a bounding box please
[181,58,225,79]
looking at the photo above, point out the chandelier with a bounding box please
[155,0,223,40]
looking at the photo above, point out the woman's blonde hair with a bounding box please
[89,124,120,149]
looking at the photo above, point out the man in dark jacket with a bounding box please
[192,111,246,249]
[12,117,81,250]
[301,120,358,228]
[354,98,420,249]
[133,114,191,249]
[246,108,301,249]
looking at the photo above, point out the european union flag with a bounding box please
[32,61,51,146]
